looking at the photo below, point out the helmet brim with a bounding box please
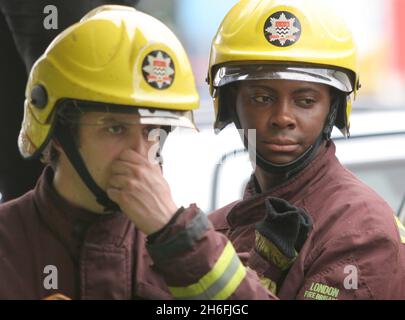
[212,63,354,93]
[57,100,197,130]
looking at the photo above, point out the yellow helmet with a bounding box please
[208,0,360,134]
[19,5,199,159]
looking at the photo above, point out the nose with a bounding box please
[128,126,150,156]
[269,98,296,130]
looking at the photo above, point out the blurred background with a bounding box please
[1,0,405,217]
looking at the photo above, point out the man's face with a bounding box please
[235,79,332,164]
[76,111,161,190]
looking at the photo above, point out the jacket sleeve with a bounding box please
[146,204,278,300]
[296,227,405,300]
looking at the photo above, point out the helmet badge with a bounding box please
[264,11,301,47]
[142,50,175,89]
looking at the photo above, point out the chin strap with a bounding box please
[234,97,341,179]
[54,121,120,212]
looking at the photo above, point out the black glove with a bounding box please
[256,197,313,263]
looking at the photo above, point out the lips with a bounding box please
[262,138,300,153]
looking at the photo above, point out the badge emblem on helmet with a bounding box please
[264,11,301,47]
[142,50,175,89]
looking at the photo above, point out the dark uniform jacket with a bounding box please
[210,142,405,299]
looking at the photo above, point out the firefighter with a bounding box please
[0,5,203,299]
[207,0,405,299]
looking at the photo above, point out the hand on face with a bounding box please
[106,149,178,235]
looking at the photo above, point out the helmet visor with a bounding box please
[212,64,353,93]
[56,100,196,129]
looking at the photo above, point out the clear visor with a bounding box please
[56,101,197,129]
[212,64,353,93]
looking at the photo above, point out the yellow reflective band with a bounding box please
[169,241,246,300]
[255,231,296,270]
[212,256,246,300]
[259,276,278,295]
[394,216,405,244]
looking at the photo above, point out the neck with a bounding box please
[53,159,105,214]
[254,167,287,193]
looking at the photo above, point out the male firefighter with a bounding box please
[0,5,202,299]
[206,0,405,299]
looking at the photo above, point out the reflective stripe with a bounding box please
[169,241,246,300]
[258,276,278,295]
[255,231,296,270]
[394,216,405,244]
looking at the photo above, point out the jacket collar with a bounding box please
[227,142,337,228]
[33,166,133,261]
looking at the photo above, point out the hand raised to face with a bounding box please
[106,149,178,235]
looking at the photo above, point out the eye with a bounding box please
[251,95,274,104]
[106,124,126,135]
[296,98,316,107]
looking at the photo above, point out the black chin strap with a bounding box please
[54,122,120,212]
[234,97,340,179]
